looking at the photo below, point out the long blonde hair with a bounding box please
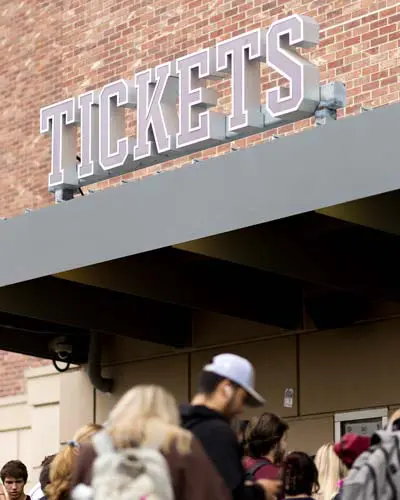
[106,384,192,455]
[314,443,347,500]
[46,423,103,500]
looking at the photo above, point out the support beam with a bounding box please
[317,191,400,236]
[57,248,304,330]
[174,216,400,301]
[0,277,192,348]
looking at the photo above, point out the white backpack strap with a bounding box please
[133,448,174,500]
[92,429,115,455]
[71,484,93,500]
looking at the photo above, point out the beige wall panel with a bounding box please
[190,337,298,418]
[59,369,94,444]
[96,354,189,423]
[193,311,283,347]
[286,415,334,455]
[102,335,177,365]
[0,399,30,431]
[0,431,18,466]
[300,318,400,415]
[30,404,60,475]
[19,428,35,490]
[27,372,59,407]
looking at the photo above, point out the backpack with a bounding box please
[244,459,273,482]
[71,430,174,500]
[341,424,400,500]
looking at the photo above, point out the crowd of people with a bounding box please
[0,352,397,500]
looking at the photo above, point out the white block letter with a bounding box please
[78,91,101,180]
[217,30,266,133]
[40,98,78,190]
[99,79,137,172]
[266,14,320,120]
[134,62,179,161]
[176,48,226,151]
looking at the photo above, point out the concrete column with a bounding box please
[26,365,60,486]
[59,367,95,445]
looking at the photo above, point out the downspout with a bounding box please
[87,331,114,393]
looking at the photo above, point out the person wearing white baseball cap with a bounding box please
[181,353,281,500]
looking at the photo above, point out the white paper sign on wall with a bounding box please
[284,388,294,408]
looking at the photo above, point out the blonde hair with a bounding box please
[46,423,103,500]
[314,443,347,500]
[106,384,192,455]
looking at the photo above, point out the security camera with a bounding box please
[49,337,73,361]
[49,337,73,373]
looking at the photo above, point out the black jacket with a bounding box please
[180,404,265,500]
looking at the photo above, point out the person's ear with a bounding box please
[223,384,234,399]
[221,381,234,399]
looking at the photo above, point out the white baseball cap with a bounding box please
[203,353,265,407]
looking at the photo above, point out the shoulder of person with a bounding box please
[195,417,236,441]
[77,441,98,463]
[70,441,98,489]
[166,434,223,468]
[175,436,232,499]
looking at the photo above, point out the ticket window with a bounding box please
[334,408,388,442]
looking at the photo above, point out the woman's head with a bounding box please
[314,443,347,500]
[333,434,370,469]
[46,423,102,500]
[245,412,289,464]
[282,451,319,497]
[106,384,192,455]
[39,454,57,491]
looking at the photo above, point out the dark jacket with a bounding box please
[70,436,231,500]
[180,404,265,500]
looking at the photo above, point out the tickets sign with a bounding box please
[40,14,320,191]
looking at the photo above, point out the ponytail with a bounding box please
[46,443,79,500]
[45,423,102,500]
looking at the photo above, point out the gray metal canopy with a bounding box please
[1,103,400,288]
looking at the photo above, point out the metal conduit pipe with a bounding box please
[87,331,114,393]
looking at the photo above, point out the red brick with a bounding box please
[372,70,389,80]
[362,29,379,41]
[364,13,379,23]
[381,75,398,86]
[363,81,380,91]
[327,58,343,69]
[371,19,387,30]
[380,24,397,35]
[0,352,50,397]
[363,64,380,75]
[370,35,388,47]
[344,20,361,30]
[344,36,361,47]
[336,64,352,75]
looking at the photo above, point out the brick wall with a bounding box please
[0,351,50,397]
[1,0,399,218]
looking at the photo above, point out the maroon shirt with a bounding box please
[242,456,281,481]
